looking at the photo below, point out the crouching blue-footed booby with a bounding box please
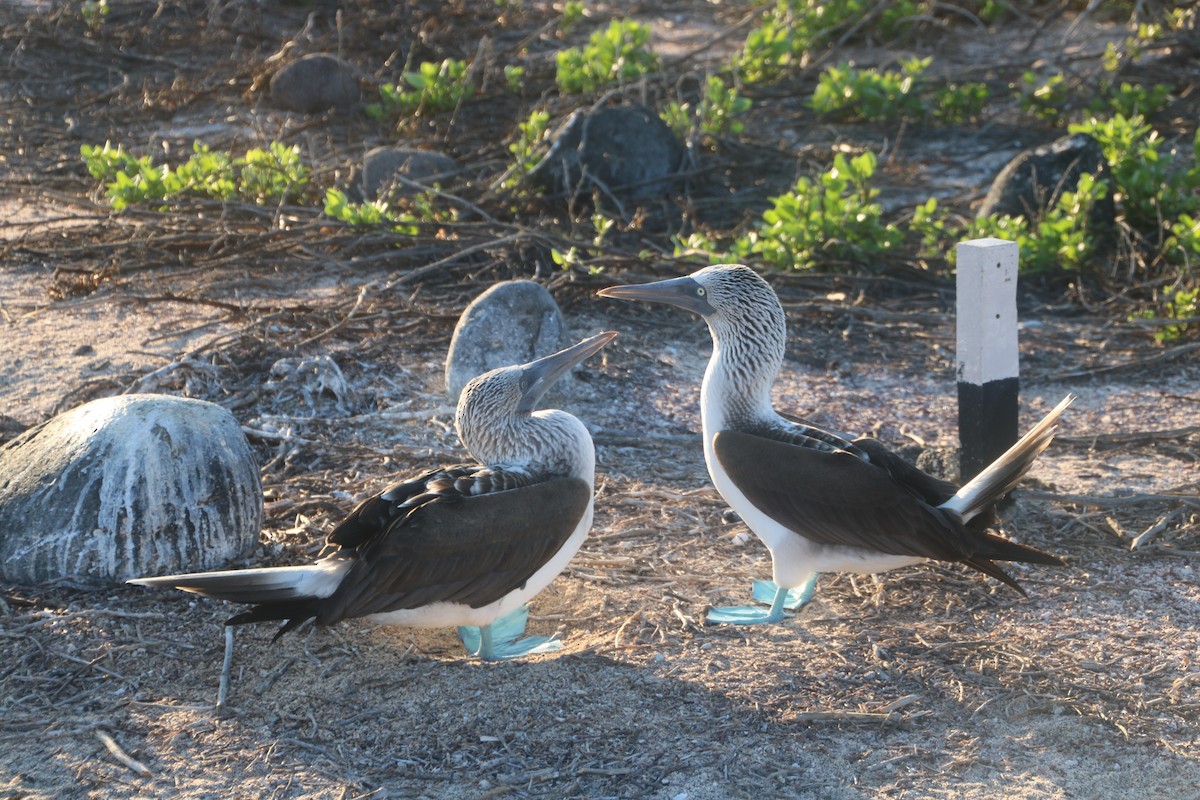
[129,331,617,660]
[599,265,1071,625]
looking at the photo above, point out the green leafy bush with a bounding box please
[969,172,1109,273]
[1016,71,1069,122]
[81,141,308,210]
[368,59,474,120]
[237,143,310,204]
[1070,114,1200,229]
[811,59,987,123]
[501,109,551,190]
[811,59,926,120]
[737,0,926,84]
[662,76,751,139]
[323,189,419,235]
[556,19,659,94]
[1130,285,1198,343]
[748,151,903,268]
[1096,81,1173,118]
[81,0,108,29]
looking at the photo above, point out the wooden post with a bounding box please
[956,238,1019,481]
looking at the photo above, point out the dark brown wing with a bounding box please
[848,438,961,506]
[322,465,479,552]
[713,430,968,561]
[315,473,592,624]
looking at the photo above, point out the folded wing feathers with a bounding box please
[127,561,350,604]
[942,394,1074,522]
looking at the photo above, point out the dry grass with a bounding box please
[2,1,1199,798]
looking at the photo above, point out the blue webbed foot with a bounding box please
[705,604,787,624]
[751,578,815,610]
[706,575,817,625]
[457,606,562,661]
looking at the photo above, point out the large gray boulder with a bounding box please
[269,53,360,113]
[444,281,569,403]
[528,104,686,204]
[978,133,1115,228]
[362,147,457,200]
[0,394,262,586]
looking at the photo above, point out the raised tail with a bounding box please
[127,560,350,636]
[941,394,1074,523]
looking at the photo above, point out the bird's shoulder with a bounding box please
[751,413,868,459]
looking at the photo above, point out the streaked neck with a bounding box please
[700,320,783,434]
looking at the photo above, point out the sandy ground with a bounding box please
[2,236,1199,799]
[2,2,1199,799]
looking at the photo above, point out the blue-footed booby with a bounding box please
[599,264,1070,624]
[130,331,617,660]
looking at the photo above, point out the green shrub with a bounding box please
[1096,81,1173,118]
[502,109,551,190]
[237,143,310,204]
[1017,71,1069,122]
[81,0,108,29]
[811,59,928,120]
[749,151,903,268]
[968,172,1108,273]
[323,189,420,235]
[811,58,987,123]
[1130,285,1198,343]
[662,76,751,139]
[556,20,658,94]
[738,0,927,84]
[81,141,308,210]
[560,1,585,31]
[368,59,474,120]
[1070,114,1200,229]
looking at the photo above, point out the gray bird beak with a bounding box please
[519,330,618,412]
[597,276,714,316]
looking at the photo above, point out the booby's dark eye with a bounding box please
[696,287,706,297]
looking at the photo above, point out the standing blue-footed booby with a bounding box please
[599,264,1070,624]
[129,331,617,660]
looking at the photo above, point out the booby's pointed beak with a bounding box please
[597,276,714,316]
[518,330,618,412]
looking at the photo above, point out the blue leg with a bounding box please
[706,574,818,625]
[457,606,562,661]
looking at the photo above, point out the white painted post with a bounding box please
[956,238,1019,481]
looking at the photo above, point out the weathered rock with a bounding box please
[529,104,686,204]
[0,394,262,586]
[269,53,360,113]
[444,281,569,403]
[978,133,1115,228]
[362,146,457,199]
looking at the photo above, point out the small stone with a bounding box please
[529,103,686,204]
[269,53,360,113]
[444,281,569,403]
[0,394,262,586]
[362,147,457,200]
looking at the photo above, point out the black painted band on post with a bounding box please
[957,376,1019,481]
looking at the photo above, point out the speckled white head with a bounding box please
[455,331,616,474]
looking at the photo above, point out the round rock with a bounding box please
[362,146,457,200]
[444,281,569,403]
[269,53,360,113]
[528,104,685,203]
[0,394,262,586]
[978,133,1115,228]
